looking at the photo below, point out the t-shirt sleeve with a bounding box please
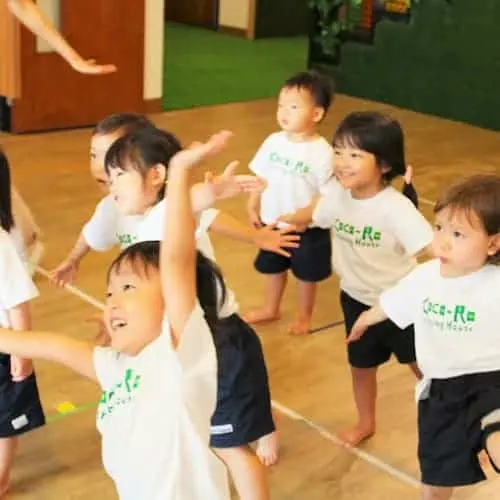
[310,143,334,189]
[312,181,342,229]
[248,136,272,177]
[82,196,119,251]
[196,208,220,235]
[0,233,38,310]
[93,347,120,388]
[387,195,433,256]
[379,265,423,329]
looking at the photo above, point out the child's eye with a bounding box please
[453,231,464,238]
[123,284,135,292]
[434,224,442,232]
[105,291,112,299]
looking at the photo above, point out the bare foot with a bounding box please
[338,424,375,448]
[256,431,280,467]
[288,316,311,335]
[243,309,280,325]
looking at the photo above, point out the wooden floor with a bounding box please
[2,94,500,499]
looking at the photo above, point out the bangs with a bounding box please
[107,241,160,282]
[104,135,146,175]
[332,131,363,151]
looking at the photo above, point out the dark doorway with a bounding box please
[165,0,218,29]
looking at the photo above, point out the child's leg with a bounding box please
[243,272,287,324]
[420,485,453,500]
[339,366,377,446]
[408,362,423,380]
[214,446,270,500]
[288,279,316,335]
[0,437,18,495]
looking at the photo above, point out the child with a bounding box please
[280,111,433,446]
[0,132,239,499]
[105,126,278,499]
[0,148,45,495]
[52,113,298,287]
[245,70,335,335]
[348,174,500,500]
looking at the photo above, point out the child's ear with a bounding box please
[313,107,325,124]
[487,233,500,258]
[151,163,167,187]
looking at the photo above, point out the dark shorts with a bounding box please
[418,370,500,487]
[0,354,45,438]
[210,315,275,448]
[254,227,332,283]
[341,291,416,368]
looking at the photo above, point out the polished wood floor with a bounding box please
[1,94,500,499]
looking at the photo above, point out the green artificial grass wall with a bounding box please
[311,0,500,131]
[163,23,308,111]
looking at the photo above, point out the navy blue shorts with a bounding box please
[210,315,275,448]
[254,227,332,283]
[341,291,416,368]
[0,354,45,438]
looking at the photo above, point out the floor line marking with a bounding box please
[34,265,421,489]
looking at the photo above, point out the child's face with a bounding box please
[90,132,123,193]
[333,146,385,198]
[277,87,324,135]
[432,207,500,277]
[105,262,164,355]
[108,163,165,216]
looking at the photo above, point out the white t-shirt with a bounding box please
[0,229,38,327]
[94,303,229,500]
[313,185,433,306]
[136,199,219,261]
[249,131,333,226]
[135,200,238,318]
[83,195,144,251]
[381,260,500,384]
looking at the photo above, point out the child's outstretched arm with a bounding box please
[0,327,96,380]
[162,131,233,346]
[6,0,116,74]
[278,196,320,229]
[346,305,388,344]
[51,233,90,286]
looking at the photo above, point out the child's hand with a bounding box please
[254,224,300,257]
[70,57,117,75]
[346,313,370,344]
[10,356,33,382]
[207,163,263,201]
[278,215,308,233]
[170,130,233,171]
[51,260,79,287]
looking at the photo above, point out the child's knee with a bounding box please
[421,484,453,500]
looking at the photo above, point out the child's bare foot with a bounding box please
[338,424,375,448]
[256,431,280,467]
[243,309,280,325]
[288,316,311,335]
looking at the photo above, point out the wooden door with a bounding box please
[10,0,145,133]
[165,0,218,29]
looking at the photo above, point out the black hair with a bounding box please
[104,127,182,201]
[107,241,227,332]
[333,111,407,183]
[282,70,334,114]
[0,148,14,232]
[93,113,154,137]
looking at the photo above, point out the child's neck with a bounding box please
[284,128,318,142]
[350,183,386,200]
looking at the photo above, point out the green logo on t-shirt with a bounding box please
[334,218,382,248]
[422,298,476,333]
[98,368,142,421]
[117,233,137,247]
[269,152,310,175]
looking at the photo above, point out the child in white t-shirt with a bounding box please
[0,148,45,495]
[105,126,278,499]
[0,132,239,499]
[280,111,433,447]
[348,174,500,500]
[245,71,335,335]
[52,113,297,288]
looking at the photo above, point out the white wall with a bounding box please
[144,0,165,100]
[218,0,251,30]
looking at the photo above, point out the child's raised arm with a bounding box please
[161,131,233,345]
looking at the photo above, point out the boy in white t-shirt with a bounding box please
[280,112,433,447]
[348,174,500,500]
[245,71,335,335]
[0,131,236,499]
